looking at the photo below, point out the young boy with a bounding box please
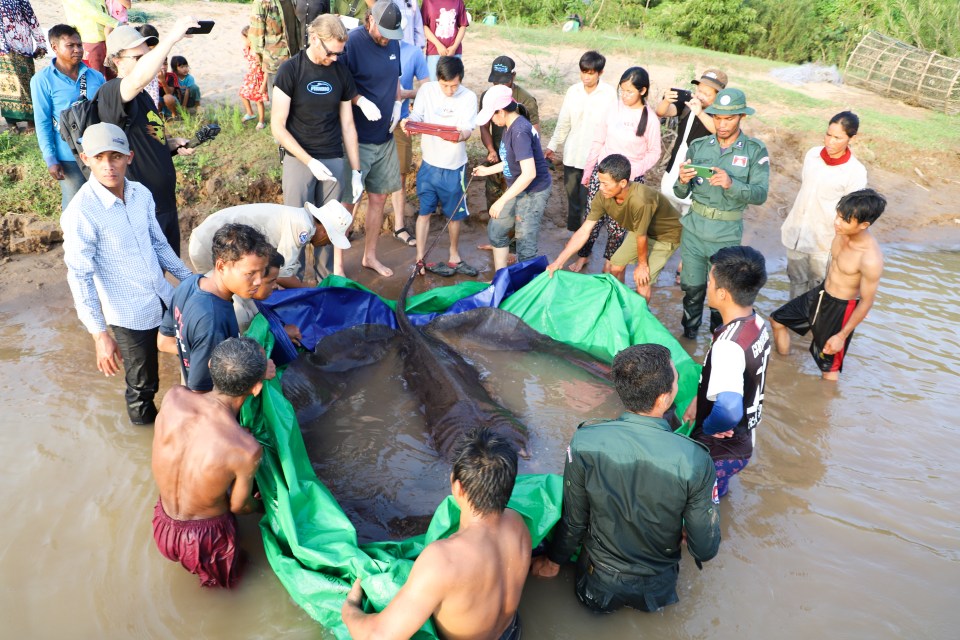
[61,123,193,425]
[400,55,479,277]
[770,188,886,381]
[158,223,275,392]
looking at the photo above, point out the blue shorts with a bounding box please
[416,161,469,221]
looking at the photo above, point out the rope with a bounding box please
[411,170,476,281]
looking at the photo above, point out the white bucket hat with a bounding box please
[305,201,352,249]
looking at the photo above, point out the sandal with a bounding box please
[452,260,478,276]
[426,261,456,277]
[393,226,416,247]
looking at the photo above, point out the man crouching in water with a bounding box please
[342,427,530,639]
[151,337,266,588]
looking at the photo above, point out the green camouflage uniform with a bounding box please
[249,0,294,76]
[673,131,769,333]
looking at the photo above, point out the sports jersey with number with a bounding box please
[691,312,771,460]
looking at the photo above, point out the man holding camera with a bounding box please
[98,18,200,254]
[672,88,769,340]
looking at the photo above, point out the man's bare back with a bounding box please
[429,509,530,640]
[152,386,262,521]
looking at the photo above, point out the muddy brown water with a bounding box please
[2,246,959,638]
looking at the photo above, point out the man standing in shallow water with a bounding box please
[151,337,266,589]
[771,189,886,381]
[342,427,530,639]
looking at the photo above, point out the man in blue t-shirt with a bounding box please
[342,0,403,278]
[389,39,429,247]
[159,224,276,392]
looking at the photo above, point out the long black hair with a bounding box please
[620,66,651,138]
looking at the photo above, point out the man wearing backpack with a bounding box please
[96,18,199,254]
[30,24,105,209]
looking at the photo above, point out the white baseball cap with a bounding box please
[80,123,130,156]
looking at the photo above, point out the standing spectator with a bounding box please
[683,246,770,497]
[472,84,551,272]
[0,0,47,130]
[531,343,721,614]
[62,0,117,75]
[401,55,477,276]
[394,0,424,48]
[571,66,661,275]
[420,0,466,81]
[272,13,360,280]
[673,88,769,339]
[545,50,615,233]
[655,68,726,192]
[249,0,296,97]
[342,0,404,278]
[61,123,193,425]
[99,20,199,254]
[478,55,539,216]
[389,37,429,247]
[780,112,867,299]
[239,25,268,129]
[30,23,105,209]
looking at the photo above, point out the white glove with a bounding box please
[307,158,337,183]
[351,170,363,204]
[357,96,382,121]
[388,100,403,133]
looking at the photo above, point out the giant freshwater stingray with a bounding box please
[281,272,614,463]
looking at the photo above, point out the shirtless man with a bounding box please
[770,188,886,380]
[151,337,267,588]
[341,427,530,640]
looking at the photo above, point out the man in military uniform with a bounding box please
[249,0,297,96]
[531,343,721,614]
[479,55,540,212]
[673,88,769,339]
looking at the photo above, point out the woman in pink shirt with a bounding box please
[571,67,661,273]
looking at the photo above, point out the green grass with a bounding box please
[738,79,829,109]
[0,131,61,220]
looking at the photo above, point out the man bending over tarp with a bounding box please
[341,427,530,639]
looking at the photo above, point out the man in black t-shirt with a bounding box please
[100,20,199,255]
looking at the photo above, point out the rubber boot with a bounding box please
[492,246,510,273]
[680,283,707,338]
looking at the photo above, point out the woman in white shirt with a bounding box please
[780,111,868,298]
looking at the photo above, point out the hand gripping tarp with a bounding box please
[240,259,700,638]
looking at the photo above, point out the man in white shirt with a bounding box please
[187,201,353,289]
[545,51,616,232]
[400,55,479,277]
[61,123,193,425]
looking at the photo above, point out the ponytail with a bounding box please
[619,66,651,138]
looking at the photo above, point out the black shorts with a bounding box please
[771,284,859,373]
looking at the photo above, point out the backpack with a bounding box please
[58,75,128,179]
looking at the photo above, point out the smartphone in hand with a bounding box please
[672,88,693,106]
[186,20,215,35]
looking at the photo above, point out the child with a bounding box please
[157,57,181,117]
[170,55,201,109]
[239,25,267,129]
[770,188,886,381]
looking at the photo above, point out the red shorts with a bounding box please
[152,497,242,588]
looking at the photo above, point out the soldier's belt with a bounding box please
[691,200,743,221]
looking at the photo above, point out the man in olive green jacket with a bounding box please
[674,87,769,339]
[531,344,720,613]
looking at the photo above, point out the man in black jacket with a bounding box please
[531,343,721,613]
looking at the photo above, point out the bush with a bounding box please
[651,0,765,55]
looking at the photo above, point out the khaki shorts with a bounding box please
[611,232,680,283]
[394,126,413,175]
[358,139,402,196]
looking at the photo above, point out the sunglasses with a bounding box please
[117,54,144,61]
[319,38,345,58]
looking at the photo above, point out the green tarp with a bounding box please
[241,271,700,638]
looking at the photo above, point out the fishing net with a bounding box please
[240,259,700,638]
